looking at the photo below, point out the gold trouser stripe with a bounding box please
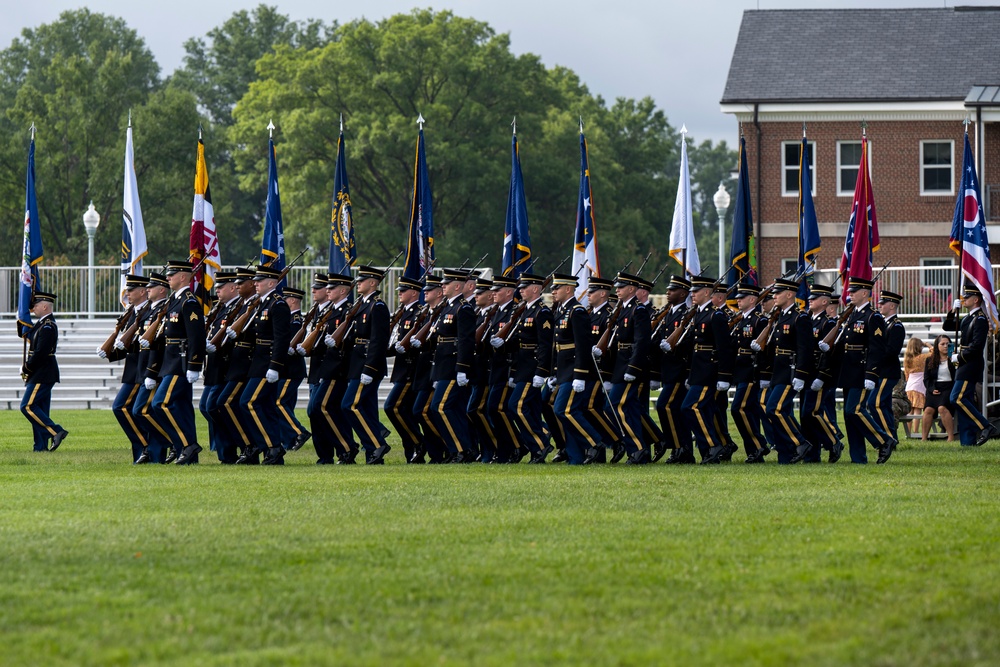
[515,384,544,449]
[659,384,682,448]
[586,383,616,440]
[142,383,172,440]
[873,379,893,435]
[954,381,988,430]
[812,389,836,442]
[276,380,302,436]
[854,388,888,441]
[733,384,764,451]
[494,385,520,446]
[224,381,249,441]
[419,391,444,438]
[616,382,643,449]
[350,381,381,447]
[23,384,58,437]
[690,386,713,446]
[563,387,597,446]
[436,381,464,453]
[119,384,148,446]
[391,382,421,442]
[773,385,801,446]
[320,381,349,443]
[161,376,190,449]
[245,380,273,448]
[472,389,498,447]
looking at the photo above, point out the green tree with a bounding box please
[689,138,738,278]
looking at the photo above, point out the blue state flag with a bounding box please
[502,134,531,277]
[727,136,757,288]
[403,127,434,281]
[18,136,43,336]
[571,128,600,300]
[262,136,286,287]
[329,126,355,277]
[797,135,821,304]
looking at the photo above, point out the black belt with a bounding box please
[845,344,864,351]
[556,343,575,351]
[694,345,714,352]
[354,338,369,345]
[439,337,456,343]
[256,339,272,345]
[165,337,186,343]
[235,342,251,349]
[617,343,632,350]
[520,343,537,350]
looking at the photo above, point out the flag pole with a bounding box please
[956,119,970,350]
[680,125,688,277]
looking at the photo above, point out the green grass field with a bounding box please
[1,410,999,666]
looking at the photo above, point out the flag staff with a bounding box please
[956,118,971,349]
[680,124,688,276]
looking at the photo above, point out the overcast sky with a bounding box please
[0,0,993,145]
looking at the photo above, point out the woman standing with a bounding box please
[922,335,956,442]
[903,337,930,417]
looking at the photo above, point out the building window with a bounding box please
[920,258,955,309]
[920,141,954,195]
[781,258,798,275]
[837,140,871,196]
[782,141,816,197]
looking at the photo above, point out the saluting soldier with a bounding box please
[99,274,149,462]
[799,283,842,463]
[144,260,205,465]
[386,275,426,463]
[132,273,171,464]
[485,276,524,463]
[467,275,498,462]
[278,286,309,453]
[341,265,392,465]
[202,271,240,463]
[728,282,770,463]
[217,268,257,463]
[949,286,998,446]
[582,277,622,464]
[821,276,894,464]
[653,275,694,464]
[19,290,68,452]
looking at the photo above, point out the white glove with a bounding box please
[659,340,671,352]
[864,379,876,391]
[572,379,586,393]
[96,346,107,359]
[591,346,602,358]
[546,376,556,390]
[624,373,636,383]
[650,380,661,390]
[684,380,690,389]
[411,338,422,349]
[760,380,770,389]
[490,336,504,349]
[296,345,307,356]
[818,341,830,353]
[395,342,407,354]
[186,370,200,384]
[360,373,373,386]
[113,336,125,351]
[265,369,279,384]
[717,381,730,392]
[750,340,762,352]
[532,375,545,388]
[205,341,217,354]
[792,378,805,392]
[951,353,959,364]
[324,334,335,348]
[225,327,237,340]
[456,372,469,387]
[144,378,157,391]
[288,347,295,356]
[953,299,961,310]
[811,378,824,391]
[603,381,612,393]
[139,338,150,350]
[508,378,516,388]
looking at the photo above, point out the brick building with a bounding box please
[720,7,1000,294]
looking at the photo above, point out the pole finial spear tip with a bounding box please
[267,119,275,137]
[29,122,35,140]
[680,124,688,135]
[579,116,584,133]
[416,113,425,129]
[340,113,344,132]
[802,121,807,138]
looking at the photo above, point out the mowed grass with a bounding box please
[1,410,999,666]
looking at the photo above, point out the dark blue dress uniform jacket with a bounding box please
[106,303,147,385]
[609,298,650,383]
[151,287,205,378]
[955,309,989,382]
[682,304,733,387]
[23,315,59,384]
[247,291,290,378]
[836,303,886,389]
[430,296,475,383]
[510,300,553,383]
[732,308,765,385]
[554,298,593,384]
[347,293,389,380]
[387,302,422,383]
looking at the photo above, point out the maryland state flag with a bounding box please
[727,135,756,288]
[501,132,532,277]
[262,132,286,287]
[838,134,879,304]
[190,134,221,313]
[571,125,600,301]
[329,119,355,278]
[797,133,821,305]
[403,122,434,281]
[18,132,43,336]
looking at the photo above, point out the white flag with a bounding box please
[121,123,147,304]
[668,126,699,277]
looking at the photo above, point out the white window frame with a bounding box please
[781,258,798,275]
[920,140,954,196]
[837,140,873,197]
[920,257,954,292]
[781,140,816,197]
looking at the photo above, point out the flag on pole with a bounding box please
[668,126,699,276]
[838,134,879,305]
[572,125,600,300]
[950,132,998,329]
[501,132,532,277]
[262,130,286,287]
[727,135,756,288]
[121,120,147,306]
[797,133,821,305]
[190,134,221,313]
[18,132,43,336]
[329,119,355,277]
[403,120,434,281]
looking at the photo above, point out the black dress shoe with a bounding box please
[380,426,392,440]
[551,449,569,463]
[610,441,627,464]
[720,442,738,462]
[582,447,601,465]
[289,431,312,452]
[408,454,426,464]
[701,445,724,464]
[316,458,336,465]
[876,438,897,464]
[829,441,844,464]
[49,430,69,452]
[534,445,554,463]
[651,441,668,463]
[512,448,528,463]
[369,444,391,464]
[164,448,181,465]
[974,426,997,447]
[664,449,684,464]
[626,449,651,465]
[262,447,285,465]
[789,442,814,464]
[175,444,203,465]
[134,448,151,465]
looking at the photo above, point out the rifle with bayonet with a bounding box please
[327,249,404,349]
[824,260,893,349]
[494,255,570,342]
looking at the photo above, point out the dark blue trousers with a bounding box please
[218,380,250,455]
[152,375,198,461]
[413,388,447,463]
[240,377,280,453]
[21,381,60,451]
[731,382,766,457]
[385,381,422,461]
[342,378,388,458]
[801,386,837,462]
[203,383,237,462]
[313,378,355,460]
[609,381,644,455]
[431,379,472,457]
[113,382,147,460]
[682,384,720,459]
[554,382,602,464]
[132,382,169,463]
[764,383,806,463]
[867,378,898,443]
[507,382,550,455]
[843,387,889,464]
[467,384,495,462]
[950,380,988,446]
[276,378,305,450]
[487,383,521,462]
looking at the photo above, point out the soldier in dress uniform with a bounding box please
[634,276,664,453]
[484,276,524,463]
[216,268,257,463]
[278,286,309,453]
[728,282,770,463]
[411,275,448,463]
[202,271,240,463]
[581,277,621,464]
[949,285,998,447]
[799,283,843,463]
[99,274,149,461]
[19,290,67,452]
[822,292,846,448]
[868,289,906,449]
[596,271,651,464]
[386,275,426,463]
[340,265,392,464]
[709,283,740,460]
[144,260,205,465]
[653,275,694,464]
[821,276,894,464]
[132,273,171,464]
[468,276,498,462]
[499,273,554,463]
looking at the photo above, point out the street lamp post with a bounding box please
[713,183,731,283]
[83,202,100,318]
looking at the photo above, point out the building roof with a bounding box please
[721,7,1000,105]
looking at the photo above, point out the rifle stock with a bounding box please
[494,256,570,342]
[822,302,856,348]
[100,305,134,356]
[329,299,364,349]
[290,303,318,348]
